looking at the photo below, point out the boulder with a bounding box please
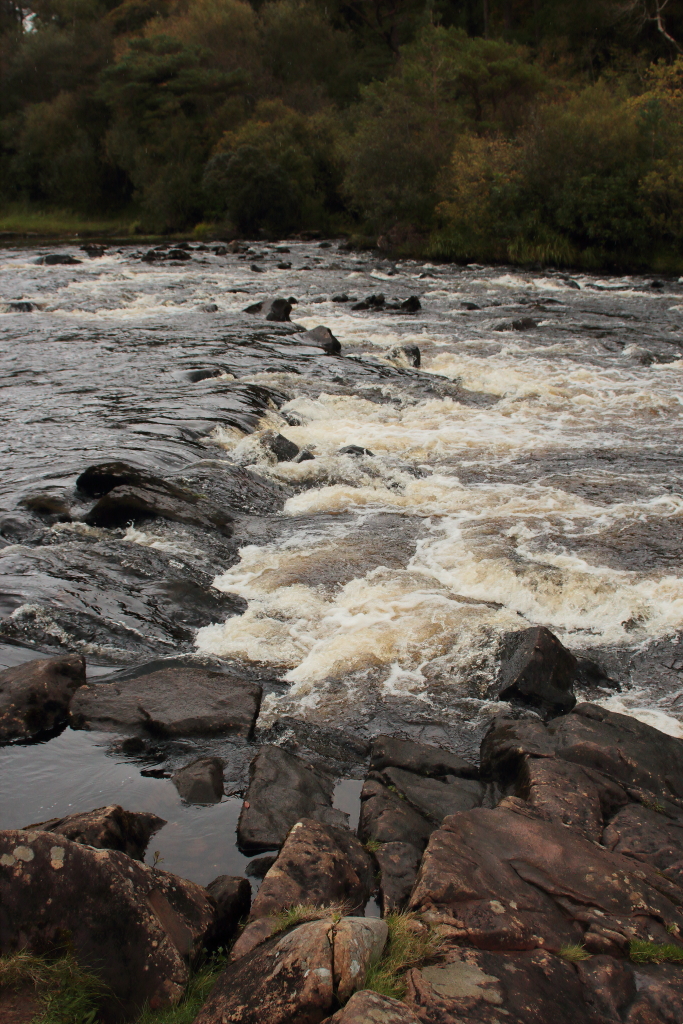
[333,917,388,1002]
[296,326,341,355]
[194,919,335,1024]
[338,445,374,457]
[352,294,384,311]
[0,830,214,1021]
[374,841,423,913]
[204,875,251,952]
[494,317,538,331]
[379,767,485,825]
[237,746,347,853]
[322,990,421,1024]
[7,301,34,312]
[35,254,81,265]
[512,756,606,841]
[387,343,420,366]
[70,661,261,739]
[400,296,421,313]
[495,626,577,717]
[172,758,224,804]
[259,431,300,462]
[370,735,477,779]
[0,655,85,742]
[22,804,165,860]
[409,803,683,955]
[244,298,292,321]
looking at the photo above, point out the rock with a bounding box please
[204,875,251,952]
[333,917,388,1002]
[294,449,315,463]
[338,445,374,457]
[21,805,165,860]
[0,988,41,1024]
[245,854,277,877]
[495,626,577,717]
[276,261,291,269]
[213,245,228,255]
[244,297,292,321]
[172,757,224,804]
[202,303,218,312]
[81,243,107,257]
[400,296,421,313]
[379,766,485,825]
[35,254,81,265]
[409,803,683,954]
[194,919,335,1024]
[0,655,86,742]
[603,802,683,885]
[387,343,421,367]
[251,263,264,272]
[352,294,385,311]
[513,756,605,841]
[323,990,422,1024]
[259,431,300,462]
[70,660,261,739]
[141,250,158,261]
[297,326,341,355]
[0,829,214,1021]
[651,279,665,288]
[7,301,34,312]
[371,735,477,779]
[374,841,423,913]
[494,317,538,331]
[237,745,348,853]
[332,293,348,302]
[168,249,191,260]
[460,301,480,310]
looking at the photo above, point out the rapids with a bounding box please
[2,239,683,881]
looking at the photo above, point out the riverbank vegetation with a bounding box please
[2,0,683,268]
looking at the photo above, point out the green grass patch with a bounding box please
[271,903,348,936]
[363,913,441,1000]
[364,839,382,854]
[558,944,592,963]
[0,206,140,240]
[0,950,105,1024]
[630,940,683,964]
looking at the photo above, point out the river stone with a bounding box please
[172,757,224,804]
[21,804,165,860]
[259,431,299,462]
[370,735,477,778]
[0,654,85,742]
[84,482,233,536]
[297,326,341,355]
[495,626,577,716]
[204,875,251,951]
[333,917,388,1002]
[379,766,485,825]
[409,803,683,954]
[0,829,214,1021]
[194,919,335,1024]
[237,745,347,853]
[387,343,420,366]
[322,990,422,1024]
[70,662,261,739]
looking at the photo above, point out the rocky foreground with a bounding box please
[1,646,683,1023]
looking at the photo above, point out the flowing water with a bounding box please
[2,239,683,882]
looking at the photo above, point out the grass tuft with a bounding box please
[558,944,592,963]
[362,913,441,1000]
[630,940,683,964]
[0,950,105,1024]
[365,839,382,854]
[270,902,351,936]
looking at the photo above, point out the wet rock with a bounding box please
[251,263,264,272]
[379,766,486,825]
[35,254,81,265]
[21,804,165,859]
[259,431,300,462]
[0,654,85,742]
[513,756,605,841]
[7,301,34,312]
[70,660,261,739]
[172,757,224,804]
[245,854,277,878]
[323,990,421,1024]
[168,248,191,260]
[371,735,477,779]
[297,325,341,355]
[204,875,251,952]
[409,802,683,954]
[276,261,291,269]
[332,293,349,303]
[494,317,538,331]
[243,297,292,321]
[603,802,683,885]
[400,296,421,313]
[237,745,348,853]
[374,841,423,913]
[406,946,604,1024]
[81,243,107,257]
[213,245,228,255]
[202,303,218,312]
[460,301,480,309]
[334,917,388,1002]
[84,482,233,536]
[294,449,315,462]
[194,919,335,1024]
[495,626,577,717]
[338,445,374,457]
[0,829,214,1021]
[352,294,385,311]
[387,343,421,367]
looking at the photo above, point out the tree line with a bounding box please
[2,0,683,267]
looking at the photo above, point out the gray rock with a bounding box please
[495,626,577,717]
[297,326,341,355]
[0,655,86,742]
[22,804,165,860]
[370,735,477,779]
[172,757,225,804]
[204,874,251,951]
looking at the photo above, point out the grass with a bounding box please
[0,950,105,1024]
[630,940,683,964]
[364,839,382,854]
[0,206,141,240]
[363,913,442,1000]
[558,944,592,963]
[134,954,227,1024]
[270,903,349,937]
[640,796,666,814]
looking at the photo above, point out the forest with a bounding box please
[2,0,683,268]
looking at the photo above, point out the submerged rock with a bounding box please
[338,445,374,457]
[21,804,165,860]
[0,655,85,742]
[495,625,577,716]
[387,343,420,366]
[296,326,341,355]
[172,757,225,804]
[243,297,292,321]
[35,254,81,265]
[259,431,300,462]
[237,745,348,853]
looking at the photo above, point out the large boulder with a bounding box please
[22,805,165,860]
[237,746,347,853]
[70,661,261,739]
[295,326,341,355]
[333,917,388,1002]
[0,655,85,742]
[494,626,577,717]
[603,802,683,886]
[0,830,214,1021]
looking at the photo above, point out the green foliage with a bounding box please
[630,940,683,964]
[365,838,382,853]
[0,950,105,1024]
[363,913,441,1000]
[558,944,592,962]
[270,902,348,935]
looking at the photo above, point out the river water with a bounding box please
[1,239,683,883]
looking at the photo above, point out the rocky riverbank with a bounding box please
[1,645,682,1023]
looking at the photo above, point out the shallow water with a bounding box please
[2,241,683,882]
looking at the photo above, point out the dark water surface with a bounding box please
[2,240,683,881]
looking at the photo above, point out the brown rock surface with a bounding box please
[0,655,85,741]
[204,875,251,952]
[495,625,577,716]
[603,802,683,886]
[22,804,165,860]
[333,917,388,1002]
[370,735,477,779]
[322,990,422,1024]
[172,758,224,804]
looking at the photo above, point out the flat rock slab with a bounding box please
[603,802,683,886]
[0,655,85,741]
[409,803,683,955]
[322,990,421,1024]
[69,661,261,738]
[22,804,166,860]
[380,767,485,825]
[237,745,347,853]
[194,919,335,1024]
[370,736,477,779]
[0,829,214,1021]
